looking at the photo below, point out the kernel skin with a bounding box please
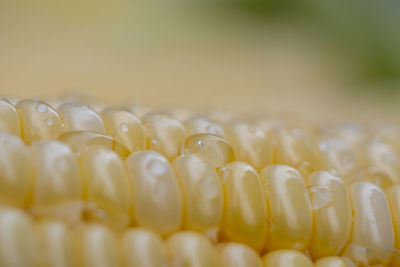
[184,116,226,138]
[0,208,35,267]
[0,133,31,207]
[182,133,235,169]
[142,113,187,160]
[217,242,263,267]
[30,141,83,220]
[225,122,273,169]
[58,102,106,133]
[126,150,183,236]
[219,162,268,252]
[167,231,219,267]
[260,164,313,252]
[261,249,313,267]
[16,99,63,144]
[101,108,146,152]
[80,148,131,228]
[308,171,352,259]
[386,186,400,267]
[342,182,394,266]
[315,256,356,267]
[0,99,21,137]
[120,228,167,267]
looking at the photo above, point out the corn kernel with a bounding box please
[386,186,400,267]
[261,249,313,267]
[219,162,267,252]
[184,116,226,138]
[217,242,263,267]
[315,256,356,267]
[0,99,21,137]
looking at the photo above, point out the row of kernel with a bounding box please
[0,206,357,267]
[0,129,397,265]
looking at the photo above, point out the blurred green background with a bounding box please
[1,0,399,121]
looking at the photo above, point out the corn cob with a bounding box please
[0,96,399,266]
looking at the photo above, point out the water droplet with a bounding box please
[119,123,129,132]
[148,159,167,176]
[199,177,218,199]
[45,118,53,126]
[36,104,48,113]
[309,185,333,210]
[196,140,204,150]
[151,138,159,145]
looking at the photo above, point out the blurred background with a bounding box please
[1,0,399,122]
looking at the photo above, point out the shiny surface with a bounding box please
[182,133,235,168]
[58,131,130,158]
[217,242,263,267]
[308,171,352,259]
[260,164,313,251]
[30,141,82,221]
[126,150,183,236]
[261,249,313,267]
[219,162,267,252]
[0,133,31,207]
[0,99,21,137]
[102,108,146,152]
[172,154,223,233]
[167,231,219,267]
[342,182,394,265]
[80,148,131,228]
[120,228,167,267]
[184,116,226,138]
[0,208,35,267]
[142,113,187,160]
[386,186,400,267]
[16,99,63,144]
[225,122,273,169]
[58,102,106,133]
[315,256,356,267]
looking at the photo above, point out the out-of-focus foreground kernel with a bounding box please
[2,96,400,266]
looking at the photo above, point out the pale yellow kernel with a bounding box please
[0,99,21,137]
[217,242,263,267]
[315,256,356,267]
[260,164,313,252]
[0,207,35,267]
[167,231,219,267]
[30,141,83,222]
[161,107,197,122]
[347,166,394,190]
[308,171,352,259]
[182,133,235,168]
[386,186,400,267]
[262,250,313,267]
[126,150,183,236]
[120,228,167,267]
[58,131,130,158]
[101,108,146,152]
[58,102,106,133]
[36,220,76,267]
[225,122,273,169]
[342,182,394,266]
[75,224,120,267]
[142,113,187,160]
[80,148,131,228]
[172,154,223,233]
[0,133,31,207]
[123,101,152,119]
[184,116,226,138]
[16,99,63,144]
[219,162,268,252]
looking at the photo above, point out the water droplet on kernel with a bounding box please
[196,140,204,150]
[199,177,218,199]
[148,159,167,176]
[119,123,129,133]
[36,104,48,113]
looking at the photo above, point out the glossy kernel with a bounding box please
[343,182,394,266]
[182,133,235,168]
[167,231,219,267]
[142,113,187,160]
[385,186,400,267]
[126,150,183,236]
[225,122,273,169]
[0,99,21,137]
[120,228,167,267]
[260,164,313,252]
[219,162,268,252]
[58,102,106,133]
[184,116,226,138]
[315,256,356,267]
[217,242,263,267]
[308,171,352,259]
[0,133,31,207]
[172,154,223,235]
[101,108,146,152]
[80,148,131,228]
[16,99,63,144]
[261,249,313,267]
